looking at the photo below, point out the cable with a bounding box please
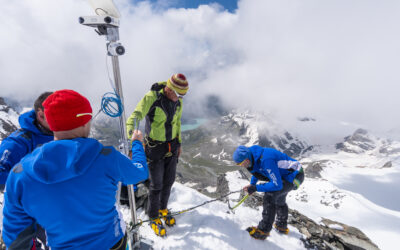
[98,55,123,118]
[101,92,123,117]
[129,190,242,229]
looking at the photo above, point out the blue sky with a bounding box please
[132,0,238,12]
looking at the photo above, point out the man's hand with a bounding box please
[131,130,143,143]
[243,184,257,195]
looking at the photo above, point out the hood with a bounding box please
[19,110,40,134]
[22,138,103,184]
[249,145,264,163]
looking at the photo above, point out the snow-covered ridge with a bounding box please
[223,110,312,157]
[300,136,400,250]
[223,169,394,250]
[335,128,400,163]
[121,182,305,250]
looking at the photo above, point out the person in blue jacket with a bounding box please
[1,90,149,250]
[233,145,304,240]
[0,92,53,189]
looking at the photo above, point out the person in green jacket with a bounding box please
[126,73,189,237]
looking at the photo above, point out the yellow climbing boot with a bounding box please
[274,224,289,234]
[159,209,176,227]
[150,218,166,237]
[246,226,269,240]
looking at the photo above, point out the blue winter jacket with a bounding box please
[248,146,302,192]
[0,110,53,185]
[2,138,148,250]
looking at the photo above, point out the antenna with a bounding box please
[79,1,152,249]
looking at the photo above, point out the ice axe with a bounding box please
[227,194,249,214]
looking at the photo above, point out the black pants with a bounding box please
[145,139,179,219]
[258,171,304,232]
[35,224,49,250]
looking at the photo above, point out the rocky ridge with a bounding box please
[336,128,400,160]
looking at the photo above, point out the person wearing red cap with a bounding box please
[126,73,189,236]
[2,89,149,250]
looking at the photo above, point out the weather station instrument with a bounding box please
[79,0,152,249]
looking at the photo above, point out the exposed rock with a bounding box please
[0,97,6,106]
[0,118,18,139]
[304,160,331,179]
[381,161,392,168]
[203,95,229,117]
[258,135,274,148]
[0,97,19,140]
[321,218,379,250]
[298,117,316,122]
[289,209,379,250]
[216,174,230,197]
[0,98,10,113]
[336,129,376,153]
[336,128,400,158]
[336,142,345,150]
[379,145,400,155]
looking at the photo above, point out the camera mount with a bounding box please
[79,15,124,56]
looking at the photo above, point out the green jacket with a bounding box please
[126,82,183,143]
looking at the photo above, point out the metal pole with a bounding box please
[111,56,127,150]
[79,14,148,249]
[111,56,140,248]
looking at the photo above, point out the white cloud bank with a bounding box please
[1,0,399,138]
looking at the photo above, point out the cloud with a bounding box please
[1,0,399,141]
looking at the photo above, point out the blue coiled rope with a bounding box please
[101,92,123,117]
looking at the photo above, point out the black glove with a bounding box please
[247,185,257,195]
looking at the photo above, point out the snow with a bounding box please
[121,183,305,250]
[205,186,216,193]
[287,157,400,250]
[193,153,201,158]
[209,148,229,161]
[225,171,249,200]
[229,111,265,147]
[328,224,344,231]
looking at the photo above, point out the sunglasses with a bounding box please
[172,89,184,99]
[236,159,248,166]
